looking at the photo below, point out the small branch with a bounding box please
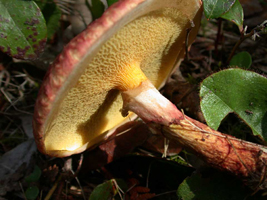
[19,181,27,200]
[215,18,223,55]
[44,174,62,200]
[146,162,153,188]
[185,28,192,61]
[184,20,195,61]
[70,169,86,200]
[153,190,177,197]
[226,21,267,64]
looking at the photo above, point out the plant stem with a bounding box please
[226,22,267,64]
[215,18,223,56]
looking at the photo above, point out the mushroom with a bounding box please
[33,0,202,157]
[33,0,267,189]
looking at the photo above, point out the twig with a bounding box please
[146,162,153,188]
[162,137,169,158]
[0,87,12,103]
[215,18,223,55]
[153,190,177,197]
[70,169,86,200]
[184,20,195,61]
[73,154,84,177]
[185,28,192,61]
[55,180,65,200]
[226,21,267,64]
[44,174,62,200]
[19,181,27,200]
[112,179,124,200]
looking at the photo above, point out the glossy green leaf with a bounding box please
[177,172,248,200]
[89,179,123,200]
[229,51,251,69]
[0,0,47,59]
[200,69,267,140]
[203,0,236,19]
[25,165,41,183]
[25,186,39,200]
[35,0,61,39]
[107,0,119,6]
[87,0,105,21]
[221,0,243,31]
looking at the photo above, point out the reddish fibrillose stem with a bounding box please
[121,80,267,191]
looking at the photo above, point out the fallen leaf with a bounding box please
[0,139,36,181]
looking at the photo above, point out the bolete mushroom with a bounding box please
[33,0,202,157]
[33,0,267,190]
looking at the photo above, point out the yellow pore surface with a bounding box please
[45,8,189,152]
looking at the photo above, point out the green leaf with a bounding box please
[221,0,243,31]
[107,0,119,6]
[177,172,248,200]
[25,186,39,200]
[89,179,120,200]
[25,165,42,183]
[35,0,61,39]
[203,0,236,19]
[87,0,105,21]
[169,154,191,167]
[0,0,47,59]
[229,51,251,69]
[200,68,267,140]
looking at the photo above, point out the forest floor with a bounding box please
[0,1,267,200]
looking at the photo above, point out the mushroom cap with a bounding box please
[33,0,202,157]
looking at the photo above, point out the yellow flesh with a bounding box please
[45,8,189,152]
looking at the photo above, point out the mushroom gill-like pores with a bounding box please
[33,0,202,157]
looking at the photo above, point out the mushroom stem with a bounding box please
[121,80,182,125]
[121,79,267,190]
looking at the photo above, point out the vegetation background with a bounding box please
[0,0,266,199]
